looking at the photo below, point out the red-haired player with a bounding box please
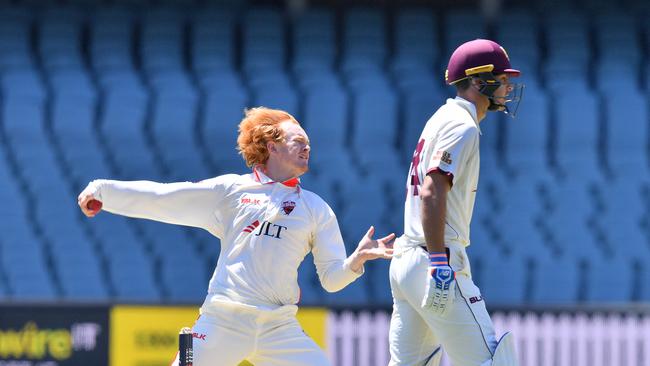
[78,107,394,366]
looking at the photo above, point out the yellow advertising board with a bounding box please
[110,306,197,366]
[110,306,328,366]
[296,307,328,349]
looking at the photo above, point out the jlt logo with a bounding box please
[243,220,287,239]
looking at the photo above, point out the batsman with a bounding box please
[388,39,524,366]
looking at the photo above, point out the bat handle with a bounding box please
[179,327,193,366]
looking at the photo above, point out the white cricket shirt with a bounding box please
[90,167,362,311]
[403,96,481,247]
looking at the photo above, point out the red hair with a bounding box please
[237,107,299,167]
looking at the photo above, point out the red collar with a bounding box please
[253,166,301,188]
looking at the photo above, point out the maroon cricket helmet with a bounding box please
[445,39,521,85]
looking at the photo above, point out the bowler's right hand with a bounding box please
[77,185,102,218]
[421,252,456,315]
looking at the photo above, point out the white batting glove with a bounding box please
[421,252,456,315]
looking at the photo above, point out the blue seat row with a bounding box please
[1,3,649,307]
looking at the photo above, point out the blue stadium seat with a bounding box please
[595,60,638,93]
[296,253,325,306]
[139,218,234,302]
[141,7,186,75]
[309,150,361,209]
[98,70,161,180]
[543,58,588,84]
[34,200,86,242]
[198,71,250,175]
[593,12,640,65]
[49,69,112,187]
[601,82,648,178]
[89,5,136,72]
[530,251,580,304]
[474,155,506,214]
[390,57,437,87]
[91,215,155,301]
[503,84,549,177]
[496,185,549,257]
[0,6,35,71]
[382,171,406,236]
[6,1,648,309]
[298,175,338,213]
[149,71,209,181]
[191,7,236,75]
[292,8,336,75]
[242,7,286,74]
[478,109,501,168]
[301,80,363,188]
[341,7,387,75]
[189,228,221,262]
[6,268,58,300]
[477,250,527,306]
[0,5,32,27]
[161,249,207,303]
[396,71,446,158]
[109,259,161,302]
[365,259,392,306]
[0,157,25,217]
[349,75,401,179]
[248,71,299,117]
[139,221,195,258]
[323,274,369,307]
[1,232,46,266]
[467,219,501,262]
[1,70,75,220]
[338,183,385,248]
[552,84,601,181]
[38,7,85,72]
[2,232,57,300]
[585,254,634,302]
[394,8,438,66]
[495,9,540,69]
[302,82,348,156]
[600,182,649,262]
[640,261,650,301]
[102,230,161,302]
[544,11,590,67]
[544,183,602,260]
[0,280,6,300]
[444,9,487,57]
[1,68,46,103]
[54,245,109,300]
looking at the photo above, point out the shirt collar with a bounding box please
[252,165,301,189]
[450,96,482,135]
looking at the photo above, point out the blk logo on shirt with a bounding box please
[469,295,483,304]
[241,195,263,206]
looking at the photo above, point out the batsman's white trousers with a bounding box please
[389,239,497,366]
[171,301,329,366]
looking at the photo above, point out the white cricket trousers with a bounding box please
[388,240,497,366]
[170,301,329,366]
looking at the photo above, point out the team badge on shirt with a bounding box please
[434,150,453,165]
[281,201,296,215]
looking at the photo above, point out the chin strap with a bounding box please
[487,98,507,112]
[472,73,523,117]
